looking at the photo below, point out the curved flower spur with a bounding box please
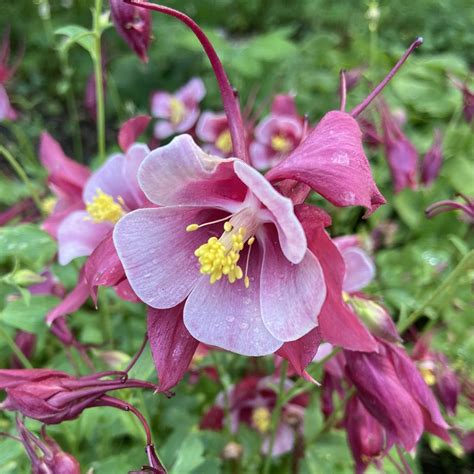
[117,1,422,357]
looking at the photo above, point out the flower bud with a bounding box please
[420,129,443,187]
[110,0,151,63]
[12,269,45,286]
[222,441,243,460]
[10,331,36,369]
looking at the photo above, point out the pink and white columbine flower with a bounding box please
[57,143,150,264]
[114,134,327,356]
[195,111,233,157]
[250,94,304,170]
[151,77,206,139]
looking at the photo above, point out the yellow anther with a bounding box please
[86,189,125,224]
[420,366,436,386]
[41,196,57,215]
[186,223,200,232]
[224,221,233,232]
[215,129,233,154]
[248,236,255,246]
[244,276,250,289]
[342,291,351,303]
[271,134,292,153]
[252,407,271,434]
[169,97,186,126]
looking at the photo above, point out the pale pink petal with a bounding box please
[259,228,326,341]
[249,142,274,170]
[262,423,294,456]
[113,207,211,309]
[57,211,111,265]
[184,245,282,356]
[196,111,227,142]
[312,342,333,362]
[0,85,13,121]
[118,115,151,152]
[177,77,206,105]
[148,304,199,392]
[151,92,171,118]
[138,134,246,210]
[175,106,200,133]
[153,120,175,139]
[121,143,150,207]
[234,160,306,263]
[341,247,375,293]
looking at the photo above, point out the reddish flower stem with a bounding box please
[124,333,148,374]
[350,37,423,118]
[124,0,249,163]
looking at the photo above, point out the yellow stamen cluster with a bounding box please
[194,226,245,284]
[419,366,436,386]
[252,407,271,434]
[41,196,57,215]
[86,189,125,224]
[169,97,186,126]
[271,134,292,153]
[215,129,233,154]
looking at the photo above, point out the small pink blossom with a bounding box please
[151,78,206,139]
[196,111,233,157]
[250,94,304,170]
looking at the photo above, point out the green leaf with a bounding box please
[0,295,59,333]
[170,433,205,474]
[55,25,96,59]
[0,224,56,270]
[443,157,474,195]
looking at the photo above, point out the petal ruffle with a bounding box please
[183,245,282,356]
[138,134,246,209]
[260,227,325,341]
[114,207,210,309]
[266,111,385,216]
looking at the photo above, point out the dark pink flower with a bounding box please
[114,135,328,356]
[380,101,419,193]
[151,78,206,139]
[195,111,233,157]
[110,0,152,63]
[250,94,304,170]
[39,132,91,238]
[201,374,308,456]
[0,84,17,121]
[56,143,150,264]
[420,129,443,186]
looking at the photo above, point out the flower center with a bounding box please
[419,365,436,386]
[271,133,292,153]
[41,196,57,215]
[187,209,258,287]
[169,97,186,126]
[215,129,232,154]
[252,407,271,434]
[86,189,125,224]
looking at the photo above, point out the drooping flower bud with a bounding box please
[110,0,151,63]
[420,129,443,187]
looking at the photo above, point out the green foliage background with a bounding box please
[0,0,473,473]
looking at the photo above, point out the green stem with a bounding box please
[0,326,34,369]
[397,250,474,333]
[210,352,233,437]
[92,0,106,163]
[6,123,38,172]
[262,360,288,474]
[0,145,44,215]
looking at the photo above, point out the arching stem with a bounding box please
[351,37,423,118]
[124,0,248,163]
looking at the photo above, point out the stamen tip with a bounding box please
[224,221,233,232]
[244,276,250,289]
[415,36,424,46]
[186,223,199,232]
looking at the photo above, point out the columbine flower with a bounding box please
[151,78,206,139]
[110,0,152,63]
[250,94,304,170]
[0,28,20,121]
[56,142,150,265]
[195,111,233,157]
[201,375,308,456]
[114,134,328,356]
[379,100,419,193]
[420,129,443,187]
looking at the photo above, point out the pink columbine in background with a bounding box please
[0,28,20,121]
[420,129,443,187]
[195,111,233,157]
[201,374,308,456]
[151,78,206,139]
[114,134,327,356]
[250,94,304,170]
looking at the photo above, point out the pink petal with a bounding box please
[249,141,275,170]
[271,94,298,117]
[266,111,386,216]
[183,245,282,356]
[196,111,227,142]
[234,160,306,263]
[176,77,206,105]
[57,211,111,265]
[147,304,199,392]
[153,120,175,139]
[118,115,151,152]
[259,227,326,341]
[39,132,90,192]
[255,115,302,145]
[121,143,150,208]
[0,85,14,121]
[114,279,139,302]
[138,135,246,209]
[262,423,295,456]
[150,92,171,118]
[296,204,377,352]
[340,247,375,293]
[113,207,209,308]
[175,106,200,133]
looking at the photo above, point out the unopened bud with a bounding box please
[222,441,243,460]
[12,269,45,287]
